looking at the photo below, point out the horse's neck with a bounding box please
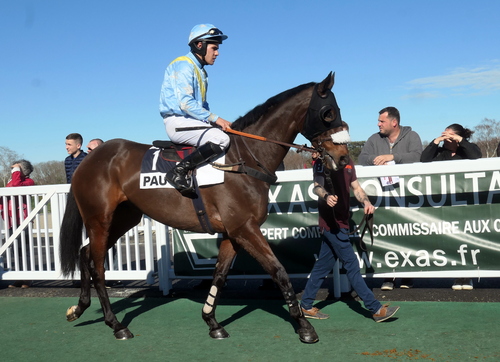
[236,93,311,171]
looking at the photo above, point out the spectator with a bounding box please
[86,138,104,153]
[358,106,422,166]
[300,146,400,322]
[0,160,35,288]
[159,24,231,195]
[421,123,481,291]
[65,133,87,183]
[311,150,320,167]
[358,106,422,290]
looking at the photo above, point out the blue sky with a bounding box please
[1,0,499,163]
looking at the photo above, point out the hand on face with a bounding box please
[435,129,462,145]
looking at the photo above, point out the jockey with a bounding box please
[159,24,232,194]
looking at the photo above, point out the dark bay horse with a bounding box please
[59,72,350,343]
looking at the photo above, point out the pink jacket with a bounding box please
[0,170,35,229]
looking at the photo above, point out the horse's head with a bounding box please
[311,122,350,171]
[301,72,343,142]
[301,72,349,170]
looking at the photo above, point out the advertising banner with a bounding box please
[172,158,500,278]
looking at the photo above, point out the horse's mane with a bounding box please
[231,82,315,131]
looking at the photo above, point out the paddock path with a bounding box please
[1,278,500,361]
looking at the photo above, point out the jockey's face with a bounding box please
[204,43,220,65]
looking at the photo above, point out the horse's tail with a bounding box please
[59,189,84,277]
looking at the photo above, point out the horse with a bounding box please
[59,72,350,343]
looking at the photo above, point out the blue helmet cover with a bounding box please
[188,24,228,45]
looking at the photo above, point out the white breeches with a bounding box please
[164,116,230,149]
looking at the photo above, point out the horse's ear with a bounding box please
[317,72,335,97]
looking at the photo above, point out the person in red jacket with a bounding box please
[0,160,35,288]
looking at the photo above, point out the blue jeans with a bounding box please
[300,228,382,314]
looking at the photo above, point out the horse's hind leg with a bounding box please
[202,238,238,339]
[88,204,142,339]
[66,244,93,322]
[88,238,134,340]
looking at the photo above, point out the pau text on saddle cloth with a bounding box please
[139,147,224,189]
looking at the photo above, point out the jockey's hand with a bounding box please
[215,117,232,131]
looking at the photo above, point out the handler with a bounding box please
[159,24,232,194]
[300,146,400,322]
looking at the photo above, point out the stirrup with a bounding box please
[166,169,194,195]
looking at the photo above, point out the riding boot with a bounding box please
[166,142,224,195]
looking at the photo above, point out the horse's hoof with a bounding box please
[298,328,319,344]
[66,306,79,322]
[114,328,134,340]
[209,328,230,339]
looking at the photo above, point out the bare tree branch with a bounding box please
[472,118,500,158]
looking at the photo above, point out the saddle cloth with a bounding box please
[140,146,224,189]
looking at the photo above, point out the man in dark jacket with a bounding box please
[64,133,87,183]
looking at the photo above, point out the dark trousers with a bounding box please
[301,228,382,314]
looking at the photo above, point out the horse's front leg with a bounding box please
[275,262,319,344]
[202,238,238,339]
[233,223,319,344]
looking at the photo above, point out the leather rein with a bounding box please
[176,126,317,154]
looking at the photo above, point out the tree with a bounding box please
[472,118,500,158]
[283,149,311,170]
[348,141,365,165]
[0,146,22,187]
[31,161,66,185]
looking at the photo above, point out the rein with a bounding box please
[175,126,316,153]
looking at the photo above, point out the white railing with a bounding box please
[0,184,171,293]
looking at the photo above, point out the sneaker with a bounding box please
[400,278,413,289]
[452,278,463,291]
[381,282,394,291]
[373,304,400,323]
[461,278,473,291]
[301,307,330,319]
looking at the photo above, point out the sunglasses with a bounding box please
[205,28,223,36]
[194,28,223,42]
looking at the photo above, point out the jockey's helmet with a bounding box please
[188,24,227,59]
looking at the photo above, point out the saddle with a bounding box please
[152,140,195,162]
